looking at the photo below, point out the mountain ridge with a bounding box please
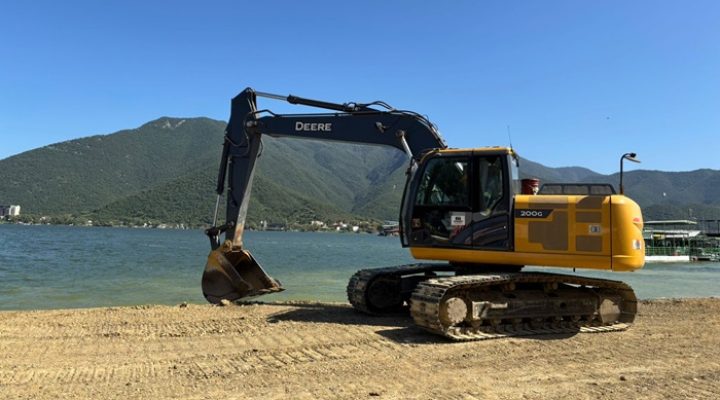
[2,117,719,225]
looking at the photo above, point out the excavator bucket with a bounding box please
[202,241,284,304]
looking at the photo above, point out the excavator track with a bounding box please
[410,272,637,341]
[347,264,455,314]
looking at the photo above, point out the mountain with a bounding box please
[0,118,225,214]
[0,117,409,226]
[522,163,720,220]
[519,158,602,183]
[1,117,719,225]
[605,170,720,220]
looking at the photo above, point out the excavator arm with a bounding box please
[202,88,446,303]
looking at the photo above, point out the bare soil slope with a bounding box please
[1,298,719,399]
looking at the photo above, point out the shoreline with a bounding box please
[1,293,719,314]
[2,297,719,399]
[0,222,386,234]
[1,296,718,314]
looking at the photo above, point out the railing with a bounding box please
[646,246,720,257]
[645,246,690,256]
[538,183,616,195]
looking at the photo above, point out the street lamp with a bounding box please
[619,152,640,195]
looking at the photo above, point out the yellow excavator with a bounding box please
[202,88,645,340]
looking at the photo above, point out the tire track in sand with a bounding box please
[0,323,405,388]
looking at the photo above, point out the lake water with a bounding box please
[0,224,718,311]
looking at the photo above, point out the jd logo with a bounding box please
[295,122,332,132]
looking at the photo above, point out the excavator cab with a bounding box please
[402,148,517,252]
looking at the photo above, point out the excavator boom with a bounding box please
[202,88,446,302]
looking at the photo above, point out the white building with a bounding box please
[0,205,21,217]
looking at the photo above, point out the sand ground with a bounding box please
[1,298,719,399]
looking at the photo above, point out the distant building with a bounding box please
[333,222,349,231]
[380,221,400,236]
[0,205,21,217]
[266,223,286,231]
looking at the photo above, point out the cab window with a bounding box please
[478,156,504,215]
[415,157,470,207]
[509,155,520,194]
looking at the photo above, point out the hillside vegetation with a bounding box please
[0,117,409,226]
[1,117,719,226]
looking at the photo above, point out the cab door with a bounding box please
[408,154,474,248]
[469,155,512,250]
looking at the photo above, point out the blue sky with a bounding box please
[1,1,718,174]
